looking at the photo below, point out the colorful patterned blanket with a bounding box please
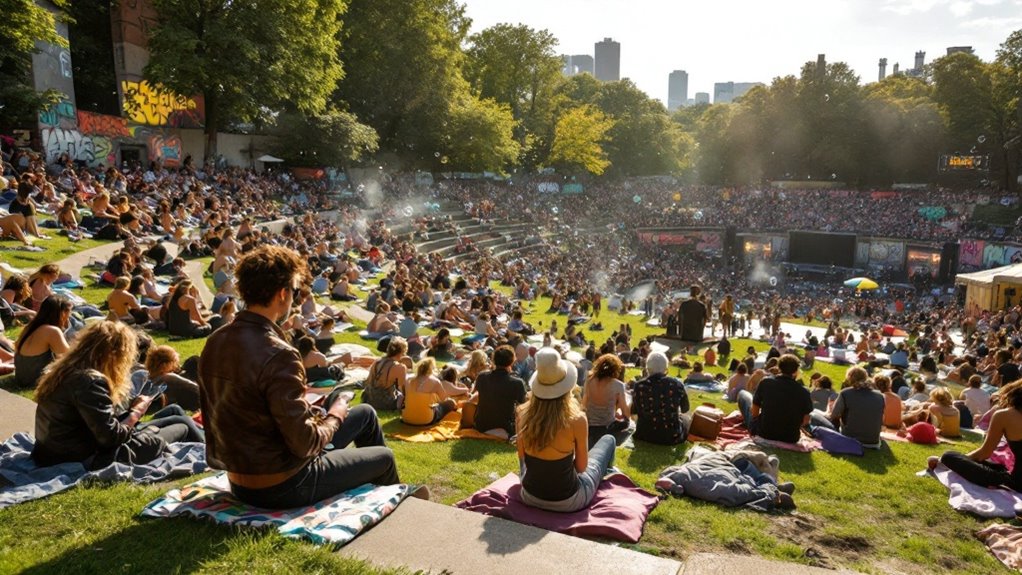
[141,473,411,547]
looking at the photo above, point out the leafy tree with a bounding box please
[464,24,563,167]
[596,80,685,176]
[271,109,378,168]
[862,75,945,183]
[334,0,470,165]
[548,105,613,175]
[442,95,520,173]
[0,0,68,131]
[145,0,345,158]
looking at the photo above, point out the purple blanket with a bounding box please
[924,463,1022,518]
[454,472,659,543]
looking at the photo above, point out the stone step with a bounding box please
[339,497,683,575]
[0,388,37,441]
[679,553,865,575]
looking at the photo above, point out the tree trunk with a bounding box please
[203,89,218,161]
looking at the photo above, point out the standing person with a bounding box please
[632,352,690,445]
[516,347,614,513]
[199,246,405,509]
[738,354,813,443]
[470,345,527,439]
[680,285,707,342]
[719,295,735,338]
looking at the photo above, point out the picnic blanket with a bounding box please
[922,463,1022,518]
[0,432,207,509]
[684,380,726,393]
[977,523,1022,572]
[388,411,506,443]
[141,472,411,547]
[455,472,659,543]
[692,412,819,452]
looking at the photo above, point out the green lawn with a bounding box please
[0,274,1011,574]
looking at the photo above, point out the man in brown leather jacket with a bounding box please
[199,245,399,508]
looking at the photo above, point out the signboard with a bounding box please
[939,154,989,172]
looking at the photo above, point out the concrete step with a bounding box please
[679,553,865,575]
[0,388,37,440]
[339,497,683,575]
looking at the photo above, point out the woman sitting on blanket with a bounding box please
[582,354,630,449]
[32,321,204,470]
[517,347,616,513]
[362,337,410,411]
[297,336,350,384]
[459,349,490,389]
[904,387,961,438]
[366,302,398,336]
[401,357,468,426]
[938,382,1022,491]
[13,295,72,390]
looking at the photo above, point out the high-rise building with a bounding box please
[667,70,689,111]
[947,46,974,56]
[878,58,887,82]
[561,54,594,77]
[893,62,900,75]
[594,38,620,82]
[713,81,763,104]
[914,51,925,73]
[695,92,710,105]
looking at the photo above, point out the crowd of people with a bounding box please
[4,140,1022,521]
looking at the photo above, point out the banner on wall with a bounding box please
[855,242,871,267]
[636,230,723,255]
[959,239,986,269]
[982,243,1022,268]
[868,240,905,269]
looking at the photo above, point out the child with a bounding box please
[703,346,717,368]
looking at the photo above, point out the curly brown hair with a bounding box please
[589,353,624,380]
[236,246,309,307]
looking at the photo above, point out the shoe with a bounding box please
[776,492,797,510]
[409,485,430,500]
[776,481,796,495]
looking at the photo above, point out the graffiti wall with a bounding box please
[959,239,986,269]
[867,240,905,269]
[38,98,77,129]
[121,80,204,128]
[76,111,131,138]
[855,241,871,267]
[41,128,114,167]
[983,243,1022,268]
[636,230,723,255]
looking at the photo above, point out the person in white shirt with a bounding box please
[960,375,992,419]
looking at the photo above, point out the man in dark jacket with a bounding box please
[471,345,527,437]
[738,354,812,443]
[199,245,401,509]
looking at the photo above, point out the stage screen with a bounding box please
[788,232,856,267]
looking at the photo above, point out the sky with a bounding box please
[460,0,1022,106]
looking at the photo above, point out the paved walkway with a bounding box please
[0,389,36,441]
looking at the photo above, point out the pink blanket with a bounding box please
[454,472,659,543]
[927,463,1022,518]
[977,523,1022,572]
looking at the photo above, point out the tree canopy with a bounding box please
[0,0,69,131]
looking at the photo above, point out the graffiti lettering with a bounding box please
[41,128,113,167]
[121,80,204,127]
[959,240,985,269]
[76,111,131,138]
[868,241,904,267]
[38,98,76,128]
[148,135,182,168]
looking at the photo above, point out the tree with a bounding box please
[334,0,471,166]
[548,105,613,175]
[596,80,686,176]
[145,0,345,158]
[442,95,520,173]
[271,109,378,167]
[0,0,68,131]
[464,23,563,167]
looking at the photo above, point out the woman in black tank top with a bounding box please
[939,383,1022,490]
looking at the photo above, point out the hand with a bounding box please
[327,399,349,421]
[131,394,153,412]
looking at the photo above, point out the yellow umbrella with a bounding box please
[843,277,879,290]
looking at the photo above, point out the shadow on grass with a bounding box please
[846,442,898,474]
[19,516,241,575]
[449,437,514,462]
[621,441,691,473]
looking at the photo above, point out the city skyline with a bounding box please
[460,0,1020,107]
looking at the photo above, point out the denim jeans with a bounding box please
[737,390,759,435]
[520,434,616,513]
[230,404,399,509]
[808,410,836,432]
[140,404,205,443]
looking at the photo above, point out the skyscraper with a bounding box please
[878,58,887,82]
[561,54,594,77]
[713,82,763,104]
[694,92,710,105]
[594,38,620,82]
[667,70,688,111]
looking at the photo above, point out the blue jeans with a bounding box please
[737,390,759,435]
[520,434,616,513]
[808,410,836,431]
[230,404,398,509]
[139,404,205,443]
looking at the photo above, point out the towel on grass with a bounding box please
[0,432,206,509]
[141,472,411,547]
[921,463,1022,518]
[455,472,658,543]
[977,523,1022,572]
[389,411,506,443]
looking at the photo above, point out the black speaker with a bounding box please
[724,227,738,262]
[939,242,959,283]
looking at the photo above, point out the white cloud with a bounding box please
[881,0,947,15]
[949,1,974,16]
[960,15,1022,27]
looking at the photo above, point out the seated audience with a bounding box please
[632,352,690,445]
[362,337,410,411]
[738,354,812,443]
[581,353,631,448]
[469,345,526,439]
[401,357,468,425]
[13,295,71,389]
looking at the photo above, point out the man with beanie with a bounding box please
[632,351,691,445]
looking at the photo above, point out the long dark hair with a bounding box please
[16,295,71,353]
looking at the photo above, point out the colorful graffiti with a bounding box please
[76,111,131,138]
[959,239,986,269]
[148,134,182,168]
[121,80,204,128]
[38,98,76,129]
[41,128,114,167]
[868,240,905,268]
[855,242,871,266]
[982,243,1022,268]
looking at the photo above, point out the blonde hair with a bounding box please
[930,386,953,407]
[415,357,436,378]
[35,321,138,407]
[461,350,488,380]
[517,394,582,453]
[113,276,130,290]
[844,366,870,390]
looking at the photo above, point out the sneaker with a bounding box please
[776,481,796,495]
[776,492,797,510]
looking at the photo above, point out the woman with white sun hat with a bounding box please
[515,347,616,512]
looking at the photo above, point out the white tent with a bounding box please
[256,154,284,163]
[955,263,1022,313]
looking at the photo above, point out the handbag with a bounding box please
[689,403,724,440]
